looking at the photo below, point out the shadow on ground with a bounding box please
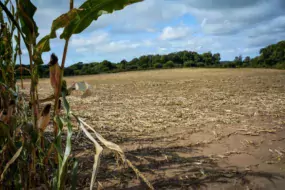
[72,140,284,190]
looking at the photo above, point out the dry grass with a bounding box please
[31,68,285,189]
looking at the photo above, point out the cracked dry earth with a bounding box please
[36,69,285,189]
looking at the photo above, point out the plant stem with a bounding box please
[18,24,23,89]
[53,0,73,136]
[70,0,74,9]
[28,45,38,130]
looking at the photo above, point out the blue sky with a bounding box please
[20,0,285,66]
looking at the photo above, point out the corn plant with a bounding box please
[0,0,154,189]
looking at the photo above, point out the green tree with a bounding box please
[137,55,149,69]
[99,60,115,72]
[184,60,196,67]
[154,62,162,68]
[213,53,221,65]
[173,54,182,64]
[160,55,166,63]
[243,56,250,67]
[181,51,190,62]
[163,60,174,68]
[202,52,213,66]
[194,53,201,63]
[120,59,127,70]
[197,62,205,67]
[234,55,243,67]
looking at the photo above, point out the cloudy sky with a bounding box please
[21,0,285,66]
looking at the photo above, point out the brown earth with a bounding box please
[28,68,285,189]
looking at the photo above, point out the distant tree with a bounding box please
[160,55,166,64]
[74,70,81,75]
[213,53,221,65]
[120,59,127,70]
[173,54,183,64]
[99,60,116,72]
[64,68,75,76]
[193,54,200,63]
[181,51,190,62]
[129,58,139,66]
[197,62,205,67]
[137,56,149,69]
[202,52,213,66]
[184,60,196,67]
[250,57,260,67]
[234,55,243,67]
[243,56,251,67]
[15,40,285,79]
[152,55,160,65]
[256,41,285,67]
[276,62,285,69]
[163,60,174,68]
[154,63,163,69]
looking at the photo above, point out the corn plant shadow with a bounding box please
[72,141,284,189]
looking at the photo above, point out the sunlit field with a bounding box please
[27,68,285,189]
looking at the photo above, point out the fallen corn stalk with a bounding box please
[73,115,154,190]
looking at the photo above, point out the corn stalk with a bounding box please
[0,0,152,189]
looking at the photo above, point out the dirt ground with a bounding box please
[33,68,285,189]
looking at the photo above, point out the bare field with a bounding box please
[35,69,285,189]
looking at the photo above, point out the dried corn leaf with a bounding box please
[77,118,124,157]
[38,103,51,132]
[0,146,23,182]
[75,116,154,190]
[76,117,103,190]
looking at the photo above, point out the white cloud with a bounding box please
[160,26,191,40]
[21,49,28,55]
[100,41,141,53]
[159,47,167,51]
[75,47,89,53]
[70,30,143,55]
[71,32,109,47]
[20,0,285,65]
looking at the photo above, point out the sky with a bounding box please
[20,0,285,66]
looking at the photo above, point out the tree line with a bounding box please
[15,40,285,78]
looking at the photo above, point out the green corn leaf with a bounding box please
[52,175,58,190]
[35,35,51,54]
[34,0,143,64]
[54,116,64,156]
[50,8,80,39]
[71,158,78,190]
[34,8,80,60]
[62,91,70,115]
[57,120,73,189]
[18,0,38,44]
[33,35,51,64]
[60,0,143,40]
